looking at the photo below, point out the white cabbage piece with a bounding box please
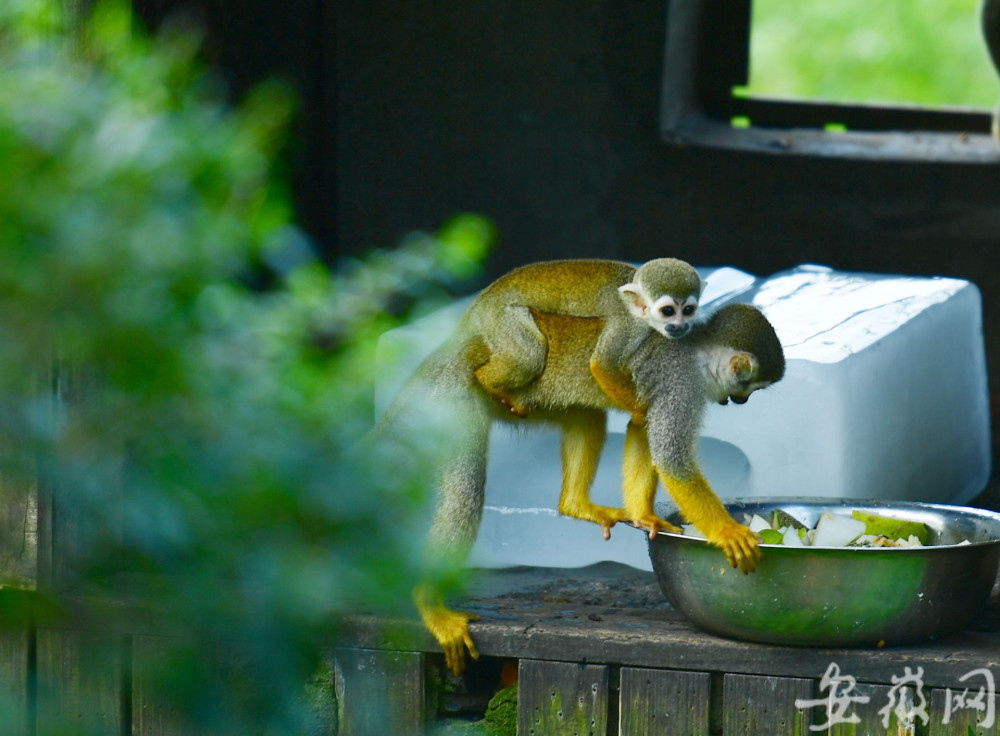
[810,512,866,547]
[783,525,806,546]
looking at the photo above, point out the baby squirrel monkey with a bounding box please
[470,258,702,416]
[375,261,783,675]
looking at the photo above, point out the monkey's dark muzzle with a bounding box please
[663,325,691,338]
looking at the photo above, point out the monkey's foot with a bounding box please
[558,501,627,540]
[499,397,531,417]
[414,586,479,676]
[708,523,761,574]
[630,513,682,541]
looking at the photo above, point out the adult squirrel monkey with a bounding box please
[507,302,783,548]
[374,262,783,675]
[470,258,702,416]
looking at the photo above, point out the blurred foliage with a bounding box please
[746,0,1000,108]
[0,0,494,733]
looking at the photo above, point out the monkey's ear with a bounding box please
[618,283,649,317]
[729,352,759,380]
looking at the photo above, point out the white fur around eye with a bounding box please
[651,296,681,319]
[698,345,746,401]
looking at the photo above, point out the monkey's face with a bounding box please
[702,349,774,405]
[717,380,775,405]
[722,384,773,405]
[648,294,699,339]
[619,279,700,338]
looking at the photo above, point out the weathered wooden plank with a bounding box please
[339,601,1000,691]
[132,634,185,736]
[36,628,125,735]
[619,667,710,735]
[133,635,337,735]
[0,628,31,736]
[722,673,811,736]
[929,684,1000,736]
[517,659,608,736]
[0,429,39,589]
[334,647,423,736]
[40,362,124,592]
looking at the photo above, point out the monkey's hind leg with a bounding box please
[589,359,641,415]
[414,405,489,675]
[473,305,547,416]
[622,420,681,538]
[555,409,627,539]
[658,468,761,573]
[589,319,645,413]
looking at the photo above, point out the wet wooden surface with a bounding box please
[336,562,1000,734]
[339,561,1000,690]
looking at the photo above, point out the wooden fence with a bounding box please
[0,565,998,734]
[333,568,1000,736]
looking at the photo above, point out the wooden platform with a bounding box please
[335,561,1000,735]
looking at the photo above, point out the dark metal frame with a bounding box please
[661,0,1000,163]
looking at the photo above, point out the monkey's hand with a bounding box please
[414,585,479,676]
[631,513,682,540]
[708,522,761,574]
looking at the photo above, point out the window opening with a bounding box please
[660,0,1000,161]
[744,0,999,110]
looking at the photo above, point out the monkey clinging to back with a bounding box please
[470,258,703,416]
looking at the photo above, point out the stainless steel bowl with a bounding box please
[645,498,1000,646]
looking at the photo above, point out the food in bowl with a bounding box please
[681,507,963,548]
[645,498,1000,646]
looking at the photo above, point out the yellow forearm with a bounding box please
[657,469,760,573]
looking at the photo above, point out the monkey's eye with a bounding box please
[682,305,696,317]
[660,306,676,317]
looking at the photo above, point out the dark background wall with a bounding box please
[135,0,1000,406]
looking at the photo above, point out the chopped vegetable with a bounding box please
[772,509,807,531]
[811,512,866,547]
[851,510,930,545]
[682,509,937,547]
[782,525,805,547]
[758,529,784,545]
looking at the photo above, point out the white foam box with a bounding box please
[374,265,991,570]
[701,264,990,506]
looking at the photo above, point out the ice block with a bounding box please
[700,264,991,506]
[374,264,991,570]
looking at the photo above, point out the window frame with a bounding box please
[661,0,1000,163]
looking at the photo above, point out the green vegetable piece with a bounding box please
[772,509,807,530]
[851,510,930,544]
[758,529,784,545]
